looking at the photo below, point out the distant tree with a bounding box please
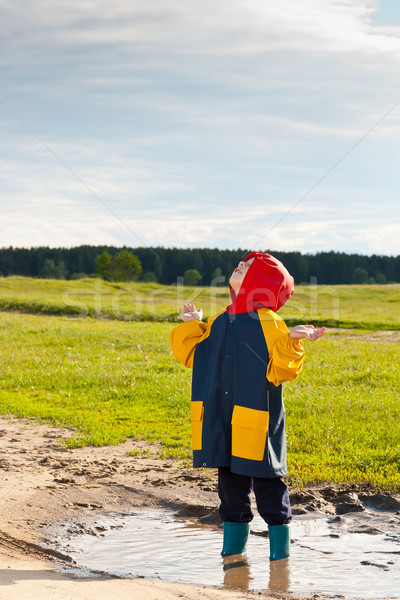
[96,249,142,282]
[40,259,67,279]
[40,259,55,279]
[368,276,376,284]
[96,250,112,280]
[4,244,400,285]
[375,272,387,284]
[183,269,202,286]
[142,271,158,282]
[57,260,68,279]
[353,267,368,284]
[134,249,162,281]
[111,250,142,282]
[70,272,88,280]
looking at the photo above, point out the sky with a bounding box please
[1,0,400,255]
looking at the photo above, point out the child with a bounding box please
[170,252,325,561]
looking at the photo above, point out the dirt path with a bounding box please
[1,415,399,600]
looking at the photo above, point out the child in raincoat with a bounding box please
[170,252,325,560]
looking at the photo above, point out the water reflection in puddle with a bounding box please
[51,509,400,599]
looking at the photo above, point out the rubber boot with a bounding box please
[221,522,250,556]
[268,524,290,561]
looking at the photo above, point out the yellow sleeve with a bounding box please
[258,308,305,387]
[169,320,209,368]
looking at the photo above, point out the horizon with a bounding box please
[1,243,400,259]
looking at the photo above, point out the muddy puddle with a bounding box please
[45,508,400,599]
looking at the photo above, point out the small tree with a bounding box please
[95,249,142,282]
[96,250,112,280]
[183,269,202,286]
[40,259,67,279]
[111,250,142,282]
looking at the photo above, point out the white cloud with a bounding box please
[0,136,193,202]
[2,0,400,62]
[2,183,395,256]
[1,175,399,256]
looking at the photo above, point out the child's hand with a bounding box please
[289,325,326,341]
[179,303,203,322]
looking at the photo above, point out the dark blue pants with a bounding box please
[218,467,292,526]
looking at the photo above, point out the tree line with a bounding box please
[0,245,399,285]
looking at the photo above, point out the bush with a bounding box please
[142,271,158,282]
[183,269,202,286]
[375,272,387,284]
[353,267,368,284]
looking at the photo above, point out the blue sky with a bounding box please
[1,0,400,255]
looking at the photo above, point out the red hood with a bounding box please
[226,252,294,314]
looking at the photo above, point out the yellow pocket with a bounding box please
[231,405,269,461]
[191,401,204,451]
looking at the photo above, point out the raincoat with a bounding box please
[169,253,305,478]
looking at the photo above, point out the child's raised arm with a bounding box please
[170,303,207,368]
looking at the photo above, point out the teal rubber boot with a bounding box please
[221,522,250,556]
[268,524,290,561]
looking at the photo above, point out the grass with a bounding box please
[285,330,400,490]
[0,276,183,321]
[0,276,399,491]
[1,276,400,329]
[0,312,191,456]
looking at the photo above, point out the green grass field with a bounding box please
[1,276,400,329]
[0,277,399,491]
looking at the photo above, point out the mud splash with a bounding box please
[46,508,400,599]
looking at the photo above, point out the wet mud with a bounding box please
[2,416,400,600]
[44,499,400,600]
